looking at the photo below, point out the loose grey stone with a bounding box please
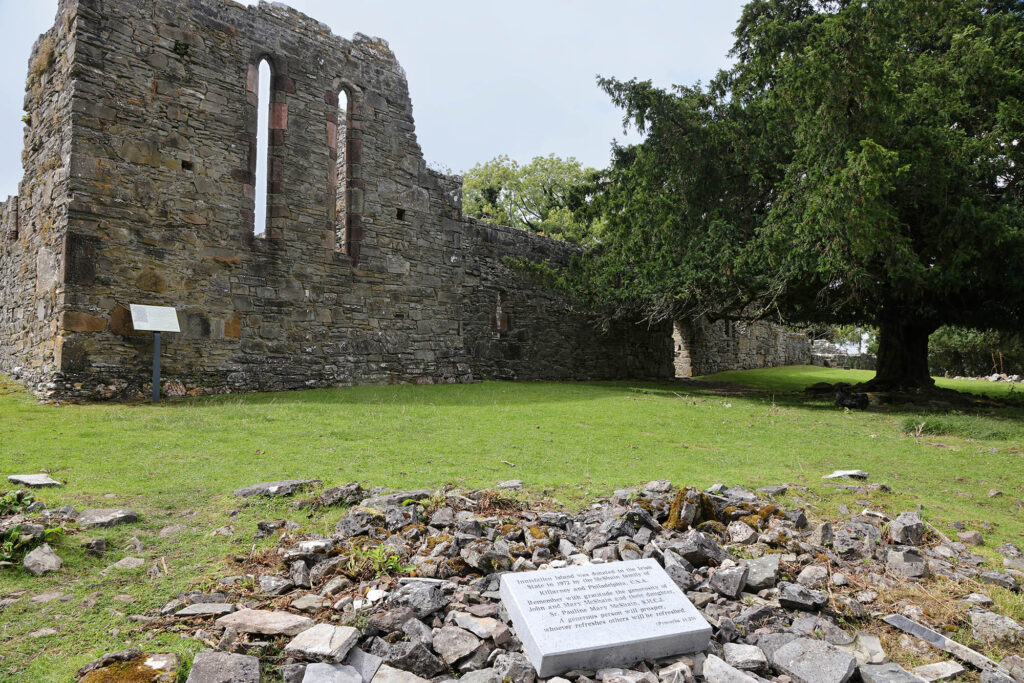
[958,530,983,546]
[388,581,449,617]
[344,647,382,682]
[999,655,1024,681]
[7,474,61,487]
[319,482,365,507]
[796,565,829,589]
[888,512,925,545]
[777,581,828,611]
[980,669,1016,683]
[283,664,308,683]
[673,530,729,567]
[493,651,537,683]
[100,556,146,574]
[186,650,260,683]
[835,630,885,665]
[215,609,314,636]
[370,664,431,683]
[23,543,61,576]
[359,489,431,509]
[823,470,869,480]
[454,612,503,639]
[368,639,445,678]
[260,575,295,596]
[810,522,834,546]
[710,565,748,599]
[722,643,767,672]
[882,614,1004,672]
[970,609,1024,646]
[911,661,965,681]
[285,539,335,560]
[703,653,758,682]
[791,616,854,647]
[303,663,362,683]
[979,571,1018,591]
[285,624,360,661]
[727,521,757,545]
[887,550,929,580]
[758,485,788,497]
[433,625,481,664]
[77,509,138,527]
[175,603,236,617]
[292,594,332,613]
[233,480,318,498]
[771,638,857,683]
[744,554,779,591]
[859,663,922,682]
[401,617,433,646]
[459,668,503,683]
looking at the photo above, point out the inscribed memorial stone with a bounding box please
[499,558,711,676]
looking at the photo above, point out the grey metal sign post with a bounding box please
[129,304,180,404]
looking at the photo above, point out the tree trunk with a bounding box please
[863,317,936,390]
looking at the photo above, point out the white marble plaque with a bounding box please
[129,304,180,332]
[500,558,711,676]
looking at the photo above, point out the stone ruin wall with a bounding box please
[0,0,673,400]
[673,318,811,377]
[0,12,76,390]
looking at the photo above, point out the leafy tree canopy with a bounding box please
[575,0,1024,389]
[462,154,604,244]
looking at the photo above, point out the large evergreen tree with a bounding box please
[581,0,1024,388]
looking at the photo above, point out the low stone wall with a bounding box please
[674,318,810,377]
[811,353,877,371]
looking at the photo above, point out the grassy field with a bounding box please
[0,365,1022,680]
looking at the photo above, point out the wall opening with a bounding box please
[254,59,272,238]
[333,89,349,252]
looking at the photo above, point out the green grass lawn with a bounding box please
[0,366,1022,681]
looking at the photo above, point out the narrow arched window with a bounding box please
[253,59,271,238]
[333,89,349,252]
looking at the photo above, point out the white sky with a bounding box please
[0,0,746,198]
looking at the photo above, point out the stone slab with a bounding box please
[174,603,236,617]
[7,474,61,487]
[233,480,319,498]
[912,661,965,681]
[215,608,314,636]
[882,614,1003,673]
[185,650,259,683]
[499,558,711,677]
[285,624,360,661]
[77,509,138,527]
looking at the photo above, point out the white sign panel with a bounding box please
[500,558,712,676]
[129,304,180,332]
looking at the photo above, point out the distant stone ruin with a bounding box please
[0,0,674,400]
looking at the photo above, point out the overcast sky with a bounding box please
[0,0,747,198]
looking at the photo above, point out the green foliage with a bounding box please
[346,543,413,579]
[929,326,1024,376]
[574,0,1024,385]
[0,524,63,563]
[462,154,604,243]
[1,490,36,516]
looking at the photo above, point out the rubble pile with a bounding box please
[78,479,1024,683]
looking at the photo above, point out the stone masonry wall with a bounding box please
[0,0,673,400]
[0,3,77,390]
[673,318,810,377]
